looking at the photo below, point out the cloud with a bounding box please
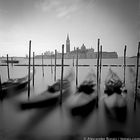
[35,0,60,12]
[35,0,84,18]
[56,5,78,18]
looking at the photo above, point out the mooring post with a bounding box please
[28,40,31,99]
[11,57,13,67]
[7,54,10,80]
[134,42,140,110]
[33,52,35,87]
[76,47,79,88]
[60,45,64,105]
[0,76,2,100]
[73,55,74,67]
[54,50,57,82]
[42,53,44,77]
[96,38,100,107]
[99,45,102,84]
[124,45,127,87]
[51,53,53,74]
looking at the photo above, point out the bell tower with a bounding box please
[66,34,70,53]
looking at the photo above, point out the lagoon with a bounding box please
[0,58,140,140]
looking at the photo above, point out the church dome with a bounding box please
[81,44,86,51]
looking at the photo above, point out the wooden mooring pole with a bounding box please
[73,55,74,67]
[33,52,35,87]
[124,45,127,86]
[28,40,31,99]
[96,39,100,107]
[0,76,2,100]
[99,45,102,84]
[54,50,57,81]
[42,53,44,77]
[76,48,79,88]
[51,53,53,74]
[134,42,140,110]
[7,54,10,80]
[60,45,64,105]
[11,57,13,67]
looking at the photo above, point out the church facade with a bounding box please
[35,34,118,59]
[64,34,118,59]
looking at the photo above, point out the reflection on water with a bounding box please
[0,58,140,140]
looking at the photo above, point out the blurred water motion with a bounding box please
[0,58,140,140]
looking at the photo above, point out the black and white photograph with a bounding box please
[0,0,139,139]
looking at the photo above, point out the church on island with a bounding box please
[59,34,118,59]
[36,34,118,59]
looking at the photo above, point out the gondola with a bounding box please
[103,68,127,122]
[20,70,74,109]
[0,70,34,99]
[1,60,19,63]
[129,67,140,98]
[65,69,97,116]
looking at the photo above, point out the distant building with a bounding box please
[65,44,95,59]
[35,34,118,59]
[64,34,118,59]
[25,54,28,58]
[66,34,70,53]
[44,51,53,56]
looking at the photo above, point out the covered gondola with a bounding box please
[20,70,74,109]
[65,69,97,116]
[103,68,127,122]
[0,70,33,99]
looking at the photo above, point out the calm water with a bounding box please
[0,58,140,140]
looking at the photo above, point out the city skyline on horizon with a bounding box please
[0,0,139,57]
[0,34,138,58]
[0,42,133,58]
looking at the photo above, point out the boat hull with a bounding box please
[1,60,19,63]
[70,96,97,116]
[1,72,33,100]
[20,87,71,110]
[66,69,97,116]
[103,93,127,122]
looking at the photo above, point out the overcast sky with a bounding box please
[0,0,139,57]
